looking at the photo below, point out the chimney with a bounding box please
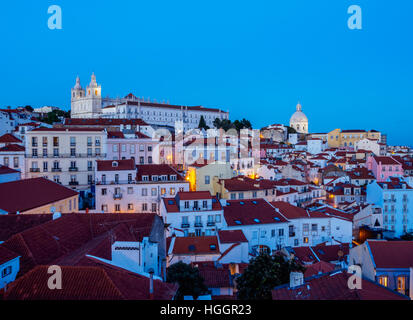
[149,268,154,300]
[289,271,304,288]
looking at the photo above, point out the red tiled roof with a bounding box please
[221,176,278,192]
[0,134,22,143]
[272,270,407,300]
[0,246,19,265]
[1,213,158,277]
[177,191,212,200]
[223,199,288,226]
[367,240,413,269]
[0,165,20,175]
[218,230,248,243]
[0,144,25,152]
[136,164,184,181]
[171,236,220,255]
[0,178,78,214]
[373,156,401,166]
[3,263,177,300]
[97,159,135,171]
[197,265,232,288]
[304,261,335,278]
[107,131,125,139]
[0,214,53,241]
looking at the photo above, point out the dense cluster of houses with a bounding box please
[0,101,412,301]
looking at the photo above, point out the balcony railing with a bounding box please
[51,168,62,172]
[30,168,40,172]
[69,167,78,172]
[207,221,215,227]
[96,180,136,185]
[194,222,203,227]
[26,153,107,159]
[69,181,79,186]
[113,193,123,200]
[181,223,190,228]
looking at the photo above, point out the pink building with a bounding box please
[366,156,403,182]
[106,131,158,165]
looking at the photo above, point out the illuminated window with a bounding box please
[378,276,388,287]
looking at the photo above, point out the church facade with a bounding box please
[70,74,229,131]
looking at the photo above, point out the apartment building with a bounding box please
[25,128,107,190]
[366,177,413,236]
[160,191,224,237]
[95,161,189,214]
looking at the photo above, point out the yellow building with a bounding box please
[0,177,79,214]
[327,129,381,149]
[186,161,235,193]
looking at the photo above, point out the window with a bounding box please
[230,193,236,200]
[397,276,406,294]
[115,204,120,212]
[128,204,134,211]
[2,266,12,277]
[87,137,92,146]
[303,224,309,233]
[238,192,244,199]
[278,229,284,236]
[205,175,210,185]
[311,224,318,232]
[252,191,257,198]
[303,237,309,244]
[101,205,108,212]
[215,214,221,223]
[53,137,59,147]
[378,276,388,287]
[127,187,133,194]
[151,188,157,196]
[170,188,176,196]
[161,188,166,195]
[148,156,152,164]
[151,203,157,212]
[142,203,148,211]
[102,188,107,195]
[203,201,208,208]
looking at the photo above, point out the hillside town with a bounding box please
[0,74,412,300]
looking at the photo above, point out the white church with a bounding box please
[70,74,229,130]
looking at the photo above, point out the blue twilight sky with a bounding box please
[0,0,412,146]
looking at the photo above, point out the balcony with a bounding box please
[51,168,62,172]
[69,181,79,186]
[69,167,78,172]
[207,221,216,227]
[113,193,123,200]
[194,222,203,227]
[30,168,40,173]
[289,232,295,237]
[181,223,190,228]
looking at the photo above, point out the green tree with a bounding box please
[24,105,34,112]
[166,262,209,300]
[236,253,304,300]
[198,115,209,130]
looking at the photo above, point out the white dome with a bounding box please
[290,103,308,123]
[290,111,308,123]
